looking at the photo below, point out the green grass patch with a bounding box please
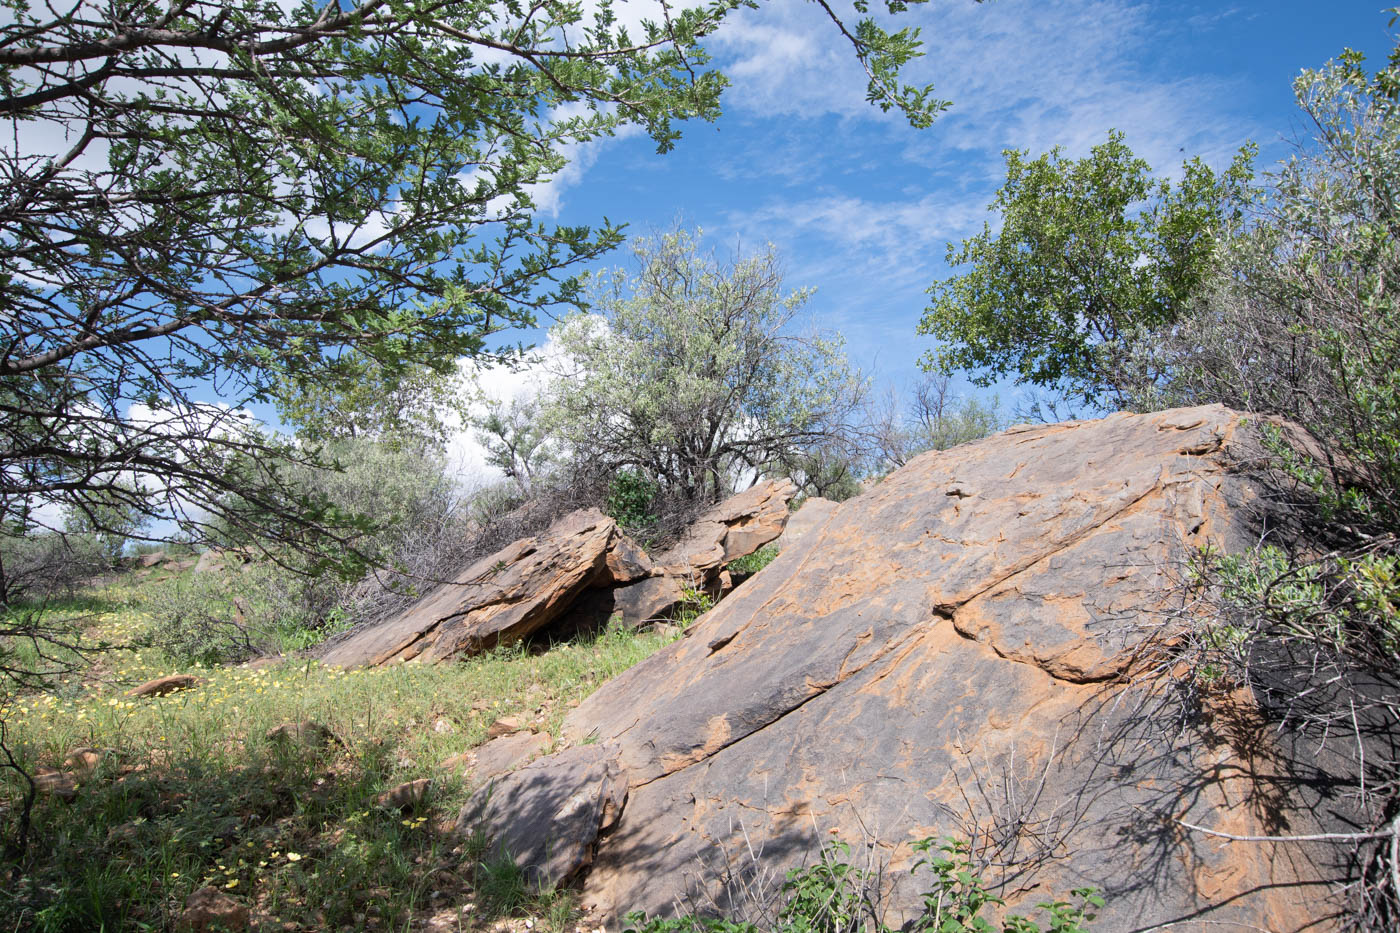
[726,545,779,577]
[1,573,680,932]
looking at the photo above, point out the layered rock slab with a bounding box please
[655,478,797,587]
[319,510,624,667]
[552,406,1336,930]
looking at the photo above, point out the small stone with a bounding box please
[265,720,339,748]
[128,674,202,698]
[240,655,283,670]
[432,718,455,734]
[486,716,523,739]
[179,886,249,931]
[376,778,432,811]
[34,768,77,801]
[64,746,103,779]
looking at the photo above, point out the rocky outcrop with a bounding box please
[655,478,797,588]
[485,407,1337,930]
[321,482,797,667]
[318,510,625,667]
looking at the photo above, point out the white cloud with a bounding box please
[711,0,1259,291]
[443,334,572,484]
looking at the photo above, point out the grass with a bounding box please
[725,545,778,577]
[0,570,681,932]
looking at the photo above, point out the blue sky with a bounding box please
[516,0,1398,411]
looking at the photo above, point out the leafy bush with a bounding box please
[606,470,661,542]
[144,562,350,664]
[727,545,779,577]
[150,436,475,658]
[0,530,106,607]
[911,839,1100,933]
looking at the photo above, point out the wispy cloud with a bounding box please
[711,0,1259,280]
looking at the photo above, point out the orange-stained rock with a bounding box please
[63,746,103,779]
[655,478,796,587]
[485,716,524,739]
[530,406,1342,930]
[376,778,432,810]
[127,674,202,698]
[317,510,621,667]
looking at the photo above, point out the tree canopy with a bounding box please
[1,0,945,556]
[540,228,866,504]
[917,131,1253,408]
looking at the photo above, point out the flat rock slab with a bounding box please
[441,731,553,789]
[128,674,202,698]
[775,496,838,550]
[656,478,797,584]
[456,742,627,888]
[557,406,1337,930]
[318,510,624,667]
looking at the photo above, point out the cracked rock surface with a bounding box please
[554,406,1337,930]
[318,510,625,667]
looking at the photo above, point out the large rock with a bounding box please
[319,510,626,667]
[774,496,838,550]
[456,743,628,887]
[655,478,797,586]
[441,731,553,788]
[528,406,1338,929]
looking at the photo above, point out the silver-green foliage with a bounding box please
[152,436,472,660]
[544,229,866,503]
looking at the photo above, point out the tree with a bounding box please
[1132,44,1400,529]
[543,228,867,504]
[868,373,999,472]
[473,393,554,495]
[273,352,468,449]
[917,131,1253,408]
[1,0,947,557]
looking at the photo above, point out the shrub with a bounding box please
[151,435,475,658]
[727,545,779,577]
[606,470,661,542]
[144,562,350,664]
[0,530,106,607]
[622,837,1098,933]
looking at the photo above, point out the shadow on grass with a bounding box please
[0,728,555,932]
